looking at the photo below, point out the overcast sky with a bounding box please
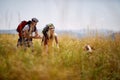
[0,0,120,31]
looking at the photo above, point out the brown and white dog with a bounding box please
[84,44,94,53]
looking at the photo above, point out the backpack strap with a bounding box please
[27,23,37,32]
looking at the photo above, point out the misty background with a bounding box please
[0,0,120,32]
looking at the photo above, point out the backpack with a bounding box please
[16,21,28,33]
[42,25,49,40]
[42,25,49,35]
[42,23,54,35]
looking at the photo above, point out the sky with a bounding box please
[0,0,120,31]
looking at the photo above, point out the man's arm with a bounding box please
[33,31,42,39]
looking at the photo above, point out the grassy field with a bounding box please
[0,34,120,80]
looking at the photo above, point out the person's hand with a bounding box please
[34,34,41,39]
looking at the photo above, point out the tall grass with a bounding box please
[0,34,120,80]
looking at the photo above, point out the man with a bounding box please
[17,18,41,49]
[42,23,59,54]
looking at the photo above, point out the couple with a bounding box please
[17,18,59,53]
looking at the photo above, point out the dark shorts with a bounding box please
[17,37,33,47]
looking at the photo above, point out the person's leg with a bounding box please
[17,37,22,47]
[27,38,34,52]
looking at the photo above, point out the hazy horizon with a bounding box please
[0,0,120,31]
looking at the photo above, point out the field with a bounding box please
[0,34,120,80]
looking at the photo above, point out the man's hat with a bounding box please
[32,18,39,22]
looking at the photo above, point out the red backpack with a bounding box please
[16,21,28,33]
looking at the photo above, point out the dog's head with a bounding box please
[84,44,93,53]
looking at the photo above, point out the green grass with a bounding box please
[0,34,120,80]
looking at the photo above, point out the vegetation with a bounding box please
[0,34,120,80]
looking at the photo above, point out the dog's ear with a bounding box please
[91,46,95,50]
[85,45,89,50]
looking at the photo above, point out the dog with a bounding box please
[84,44,94,53]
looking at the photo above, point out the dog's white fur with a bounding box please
[84,44,94,53]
